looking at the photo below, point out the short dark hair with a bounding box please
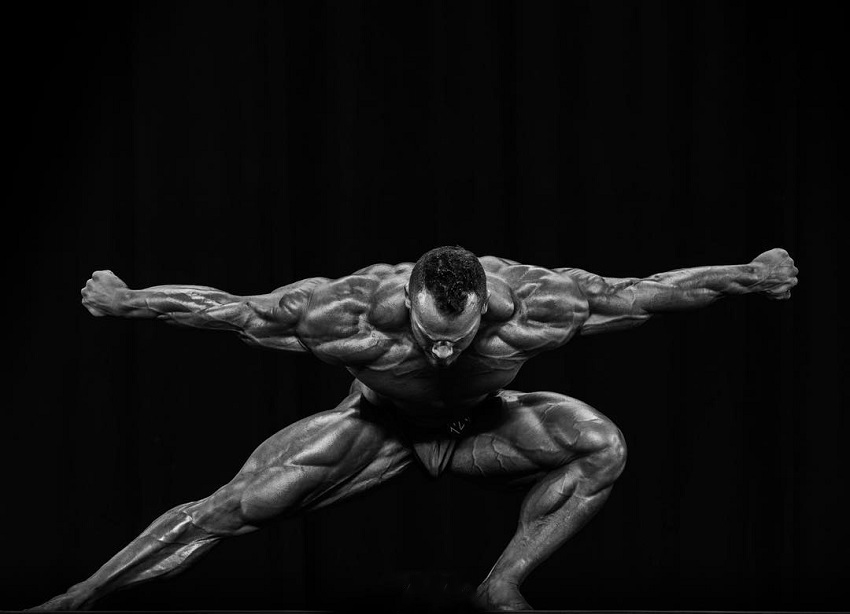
[409,246,487,315]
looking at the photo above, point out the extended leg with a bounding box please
[33,389,411,610]
[450,391,627,611]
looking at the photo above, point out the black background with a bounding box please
[5,1,845,611]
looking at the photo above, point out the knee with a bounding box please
[580,422,627,482]
[185,481,253,537]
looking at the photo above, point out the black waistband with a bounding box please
[357,388,502,441]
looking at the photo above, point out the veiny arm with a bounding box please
[557,248,799,336]
[80,270,326,352]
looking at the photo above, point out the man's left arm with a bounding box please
[557,248,798,336]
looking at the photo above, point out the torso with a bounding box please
[295,257,589,426]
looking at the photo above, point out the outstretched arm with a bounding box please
[81,270,326,351]
[558,248,798,336]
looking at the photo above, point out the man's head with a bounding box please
[405,246,489,368]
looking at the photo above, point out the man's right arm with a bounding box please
[81,270,327,352]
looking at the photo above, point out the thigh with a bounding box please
[449,390,622,484]
[222,386,413,526]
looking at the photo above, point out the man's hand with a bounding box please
[749,248,799,300]
[81,270,129,317]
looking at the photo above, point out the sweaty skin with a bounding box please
[42,248,797,611]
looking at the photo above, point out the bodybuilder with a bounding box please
[38,245,798,611]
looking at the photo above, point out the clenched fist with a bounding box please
[750,248,799,300]
[81,270,129,316]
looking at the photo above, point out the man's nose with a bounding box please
[432,342,454,359]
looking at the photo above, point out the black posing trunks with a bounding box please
[351,379,503,478]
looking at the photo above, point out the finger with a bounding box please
[82,299,106,316]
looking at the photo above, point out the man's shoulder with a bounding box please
[311,263,411,296]
[481,257,582,297]
[481,257,588,329]
[351,262,415,278]
[479,255,520,272]
[304,264,409,328]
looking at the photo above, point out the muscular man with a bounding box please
[38,245,797,611]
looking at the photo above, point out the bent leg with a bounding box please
[34,389,412,610]
[451,391,627,611]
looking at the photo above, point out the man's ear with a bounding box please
[480,291,490,314]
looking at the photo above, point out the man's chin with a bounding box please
[428,357,457,369]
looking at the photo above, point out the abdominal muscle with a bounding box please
[347,355,522,427]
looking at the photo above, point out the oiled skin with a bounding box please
[106,258,588,420]
[83,252,796,418]
[38,249,797,611]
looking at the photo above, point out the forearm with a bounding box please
[108,285,256,334]
[117,285,237,318]
[637,263,762,312]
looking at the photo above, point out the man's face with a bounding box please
[406,289,487,368]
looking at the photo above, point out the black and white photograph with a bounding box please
[5,2,844,612]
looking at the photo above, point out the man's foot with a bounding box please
[28,586,96,611]
[474,580,532,611]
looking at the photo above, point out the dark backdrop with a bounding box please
[5,1,844,611]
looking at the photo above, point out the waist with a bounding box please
[352,380,493,428]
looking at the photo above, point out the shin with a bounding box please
[38,488,250,610]
[477,425,627,610]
